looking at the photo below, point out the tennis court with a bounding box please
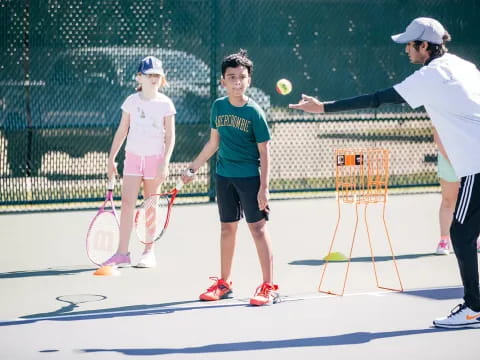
[2,1,480,358]
[1,192,479,359]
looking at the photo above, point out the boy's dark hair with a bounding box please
[221,49,253,77]
[413,31,451,58]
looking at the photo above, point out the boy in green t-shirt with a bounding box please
[181,49,279,306]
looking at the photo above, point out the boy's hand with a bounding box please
[289,94,325,113]
[181,168,195,184]
[257,186,270,211]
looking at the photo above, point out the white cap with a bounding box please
[391,17,446,45]
[138,56,164,75]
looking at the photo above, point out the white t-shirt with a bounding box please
[394,53,480,177]
[121,92,176,156]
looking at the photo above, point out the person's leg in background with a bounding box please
[436,178,459,254]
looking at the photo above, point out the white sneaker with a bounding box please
[435,239,450,255]
[136,250,156,268]
[433,303,480,329]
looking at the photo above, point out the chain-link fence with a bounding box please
[1,0,479,211]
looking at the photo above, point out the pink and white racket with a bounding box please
[86,178,120,266]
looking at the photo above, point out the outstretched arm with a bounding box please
[181,129,220,184]
[288,94,325,113]
[289,87,405,114]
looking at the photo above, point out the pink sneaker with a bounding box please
[199,277,233,301]
[477,238,480,253]
[436,239,450,255]
[102,253,131,267]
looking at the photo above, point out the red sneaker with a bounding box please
[250,282,280,306]
[199,277,233,301]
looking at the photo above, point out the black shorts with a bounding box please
[216,174,269,223]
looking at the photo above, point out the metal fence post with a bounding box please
[23,0,33,178]
[208,0,218,202]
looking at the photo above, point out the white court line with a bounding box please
[252,284,462,302]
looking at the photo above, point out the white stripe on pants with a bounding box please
[455,175,474,224]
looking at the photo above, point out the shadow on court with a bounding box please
[80,327,462,356]
[0,266,96,279]
[0,300,246,327]
[401,286,464,300]
[289,253,438,266]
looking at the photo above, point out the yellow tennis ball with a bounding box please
[276,78,292,95]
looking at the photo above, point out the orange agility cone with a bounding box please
[93,265,120,276]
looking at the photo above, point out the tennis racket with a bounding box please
[86,178,120,266]
[134,179,185,244]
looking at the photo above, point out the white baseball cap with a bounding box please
[138,56,164,75]
[391,17,446,45]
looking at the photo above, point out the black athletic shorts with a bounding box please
[216,174,269,223]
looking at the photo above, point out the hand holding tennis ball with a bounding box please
[276,78,292,95]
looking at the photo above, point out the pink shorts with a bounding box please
[123,152,164,179]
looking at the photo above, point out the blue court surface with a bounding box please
[1,193,479,359]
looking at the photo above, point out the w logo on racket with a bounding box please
[93,230,115,252]
[86,178,120,266]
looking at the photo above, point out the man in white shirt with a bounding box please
[290,17,480,329]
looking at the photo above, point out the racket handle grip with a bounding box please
[107,177,116,190]
[175,180,184,191]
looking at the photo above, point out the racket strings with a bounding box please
[87,211,120,265]
[135,195,169,243]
